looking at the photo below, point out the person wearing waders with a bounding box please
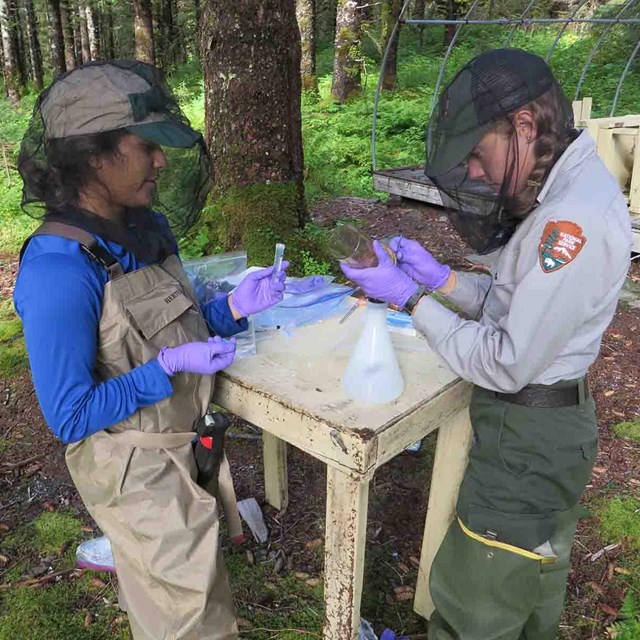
[340,49,632,639]
[13,61,290,639]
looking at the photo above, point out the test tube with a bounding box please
[273,243,285,276]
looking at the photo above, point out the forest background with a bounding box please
[0,0,639,638]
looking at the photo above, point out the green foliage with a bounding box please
[597,497,640,549]
[225,549,323,639]
[0,299,27,378]
[33,512,84,555]
[0,579,130,640]
[607,593,640,639]
[612,421,640,442]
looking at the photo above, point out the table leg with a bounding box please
[262,432,288,511]
[323,466,369,640]
[413,408,473,620]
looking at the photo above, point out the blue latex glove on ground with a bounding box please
[230,261,290,317]
[157,336,236,376]
[388,237,451,291]
[340,241,418,308]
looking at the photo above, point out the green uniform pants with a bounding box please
[429,384,598,640]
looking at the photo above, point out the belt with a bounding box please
[493,376,589,408]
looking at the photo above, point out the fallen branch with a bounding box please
[0,452,47,472]
[0,567,82,590]
[587,543,620,563]
[239,628,321,639]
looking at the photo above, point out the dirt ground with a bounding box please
[1,198,639,638]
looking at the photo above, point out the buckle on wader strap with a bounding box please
[194,413,245,546]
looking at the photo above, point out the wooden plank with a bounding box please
[263,432,288,511]
[323,466,369,640]
[374,380,472,469]
[214,375,377,473]
[413,408,473,620]
[629,130,640,216]
[586,114,640,130]
[373,172,444,206]
[581,97,592,122]
[596,128,633,191]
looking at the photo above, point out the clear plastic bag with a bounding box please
[183,251,257,358]
[253,277,354,336]
[75,536,116,573]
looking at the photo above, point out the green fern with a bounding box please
[607,593,640,639]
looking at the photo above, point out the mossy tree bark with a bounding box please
[84,1,99,60]
[131,0,154,64]
[59,0,76,70]
[48,0,66,76]
[0,0,21,104]
[331,0,368,102]
[24,0,43,87]
[78,0,90,62]
[380,0,402,91]
[200,0,306,265]
[316,0,336,43]
[296,0,317,92]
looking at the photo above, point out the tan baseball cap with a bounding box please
[41,62,200,148]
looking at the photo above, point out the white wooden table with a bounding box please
[212,308,473,640]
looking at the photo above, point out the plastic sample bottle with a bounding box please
[342,300,404,404]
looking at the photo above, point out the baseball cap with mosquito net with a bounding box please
[425,48,574,254]
[18,60,212,237]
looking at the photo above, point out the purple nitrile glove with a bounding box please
[388,237,451,291]
[157,336,236,377]
[340,241,418,308]
[230,261,290,317]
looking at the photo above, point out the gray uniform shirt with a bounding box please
[413,131,632,393]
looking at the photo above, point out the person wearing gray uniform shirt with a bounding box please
[340,48,632,639]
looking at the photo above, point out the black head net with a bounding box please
[425,48,575,254]
[18,60,211,240]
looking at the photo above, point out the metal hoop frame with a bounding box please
[371,2,640,170]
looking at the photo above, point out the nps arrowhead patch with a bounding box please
[538,220,586,273]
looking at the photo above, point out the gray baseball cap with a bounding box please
[41,63,200,148]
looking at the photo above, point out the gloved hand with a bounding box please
[388,237,451,291]
[157,336,236,376]
[340,241,418,308]
[229,261,290,318]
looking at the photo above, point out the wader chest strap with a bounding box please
[21,221,124,280]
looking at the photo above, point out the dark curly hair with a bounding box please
[18,129,128,210]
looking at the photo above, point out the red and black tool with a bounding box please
[194,412,229,488]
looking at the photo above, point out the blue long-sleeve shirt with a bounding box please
[14,229,247,445]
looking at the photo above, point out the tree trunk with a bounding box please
[0,0,21,103]
[13,0,27,86]
[161,0,173,67]
[444,0,458,46]
[413,0,425,46]
[71,3,81,63]
[316,0,336,43]
[78,0,89,61]
[171,0,184,63]
[84,1,98,59]
[24,0,43,87]
[105,0,114,58]
[200,0,306,264]
[331,0,367,102]
[296,0,317,92]
[47,0,66,75]
[380,0,402,91]
[131,0,154,63]
[60,0,75,70]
